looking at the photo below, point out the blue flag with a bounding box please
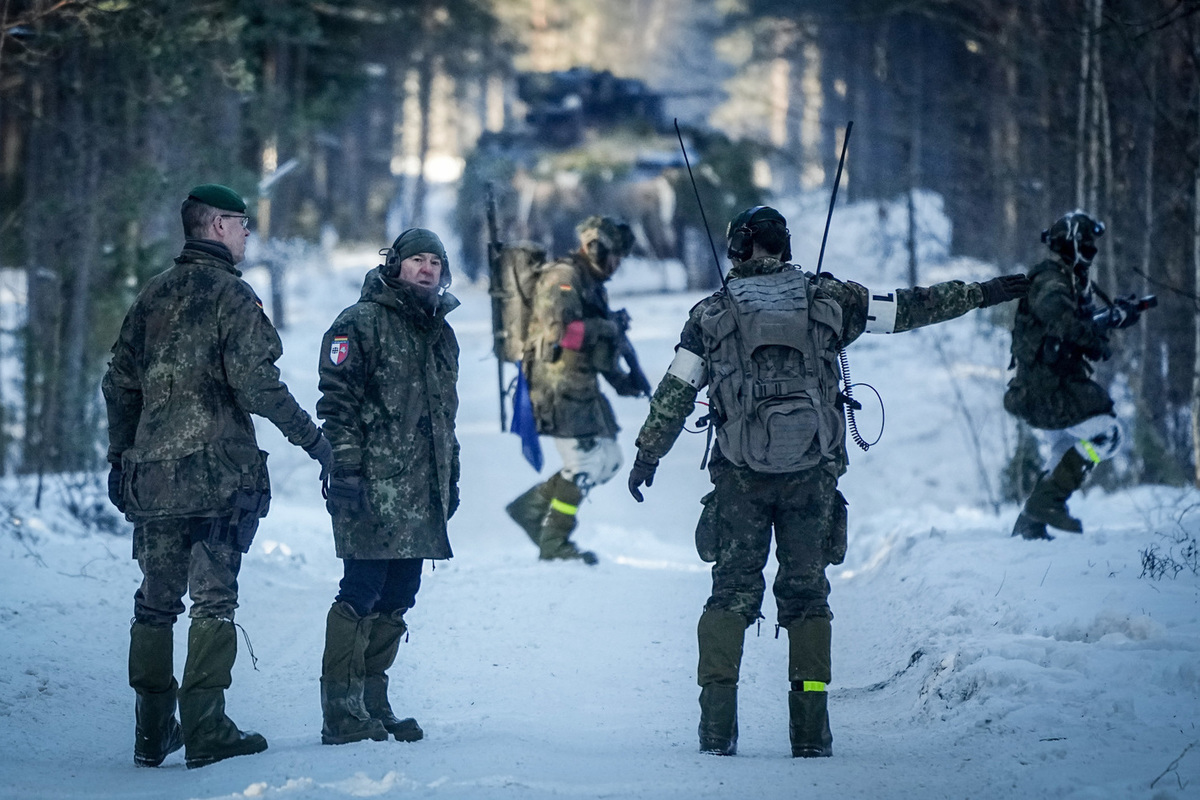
[510,363,543,472]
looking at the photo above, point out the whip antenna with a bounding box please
[816,121,852,278]
[674,119,729,289]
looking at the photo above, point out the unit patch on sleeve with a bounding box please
[329,335,350,366]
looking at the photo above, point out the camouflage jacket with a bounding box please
[102,240,319,520]
[523,252,621,438]
[317,268,459,560]
[1003,258,1113,429]
[634,257,986,476]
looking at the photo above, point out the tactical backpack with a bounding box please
[494,241,549,362]
[698,268,845,473]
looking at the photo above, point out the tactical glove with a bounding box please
[604,369,645,398]
[978,274,1030,308]
[324,468,374,520]
[107,465,125,513]
[627,453,659,503]
[304,432,334,481]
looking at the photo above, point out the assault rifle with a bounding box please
[1091,293,1157,331]
[608,308,653,398]
[486,184,508,431]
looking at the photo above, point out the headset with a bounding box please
[725,206,792,263]
[380,231,452,291]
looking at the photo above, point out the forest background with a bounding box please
[1,0,1199,495]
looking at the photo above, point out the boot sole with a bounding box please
[185,738,268,769]
[322,729,391,745]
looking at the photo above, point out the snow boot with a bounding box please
[696,608,746,755]
[362,609,424,743]
[178,618,268,768]
[537,473,598,565]
[786,616,833,758]
[505,481,552,547]
[321,601,390,745]
[1020,448,1090,533]
[129,621,183,767]
[1011,511,1053,540]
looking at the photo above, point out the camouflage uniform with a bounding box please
[103,238,321,622]
[1003,257,1113,430]
[636,256,987,625]
[104,227,322,768]
[634,253,996,758]
[317,267,460,561]
[506,217,636,565]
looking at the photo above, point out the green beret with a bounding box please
[391,228,447,265]
[187,184,247,213]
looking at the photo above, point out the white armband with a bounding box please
[666,348,707,389]
[864,290,898,334]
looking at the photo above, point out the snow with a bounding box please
[2,195,1199,800]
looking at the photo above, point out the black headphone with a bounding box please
[726,206,791,263]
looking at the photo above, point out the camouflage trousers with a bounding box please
[132,516,241,625]
[702,463,846,628]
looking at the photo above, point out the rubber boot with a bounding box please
[362,609,424,743]
[696,608,746,755]
[178,618,268,768]
[505,482,552,547]
[321,601,390,745]
[1020,448,1090,533]
[538,473,598,565]
[129,622,184,767]
[1011,511,1053,541]
[786,616,833,758]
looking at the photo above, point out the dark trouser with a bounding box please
[133,516,241,625]
[336,558,423,617]
[706,464,839,627]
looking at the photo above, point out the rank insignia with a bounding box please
[329,335,349,366]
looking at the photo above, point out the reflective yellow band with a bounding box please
[802,681,827,693]
[1080,440,1102,464]
[549,498,578,516]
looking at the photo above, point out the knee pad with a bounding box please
[1068,415,1122,464]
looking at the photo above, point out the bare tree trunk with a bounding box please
[1192,56,1200,488]
[906,24,923,287]
[408,50,434,226]
[1075,0,1095,209]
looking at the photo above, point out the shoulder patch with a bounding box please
[329,334,350,366]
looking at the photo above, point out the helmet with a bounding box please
[1042,210,1104,269]
[576,215,634,277]
[726,206,791,263]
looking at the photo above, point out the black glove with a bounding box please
[604,369,645,398]
[324,468,372,519]
[107,465,125,513]
[304,432,334,481]
[978,274,1030,308]
[627,453,658,503]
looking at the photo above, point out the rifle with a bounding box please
[485,184,508,432]
[609,308,652,398]
[1091,293,1157,331]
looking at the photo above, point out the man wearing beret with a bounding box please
[315,228,460,745]
[504,215,644,566]
[103,184,334,768]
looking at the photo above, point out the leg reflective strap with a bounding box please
[802,681,827,692]
[549,498,578,516]
[1079,439,1102,465]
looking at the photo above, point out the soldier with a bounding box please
[103,184,334,769]
[1004,211,1143,540]
[626,206,1029,758]
[504,215,645,565]
[315,228,459,746]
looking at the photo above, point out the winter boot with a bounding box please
[696,608,746,755]
[538,473,598,565]
[129,622,184,767]
[505,482,552,547]
[362,609,424,743]
[1011,511,1053,541]
[321,601,391,745]
[178,618,268,769]
[1020,448,1091,533]
[786,616,833,758]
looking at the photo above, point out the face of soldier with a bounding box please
[397,252,444,289]
[212,212,250,264]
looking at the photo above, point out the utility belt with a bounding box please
[191,481,270,554]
